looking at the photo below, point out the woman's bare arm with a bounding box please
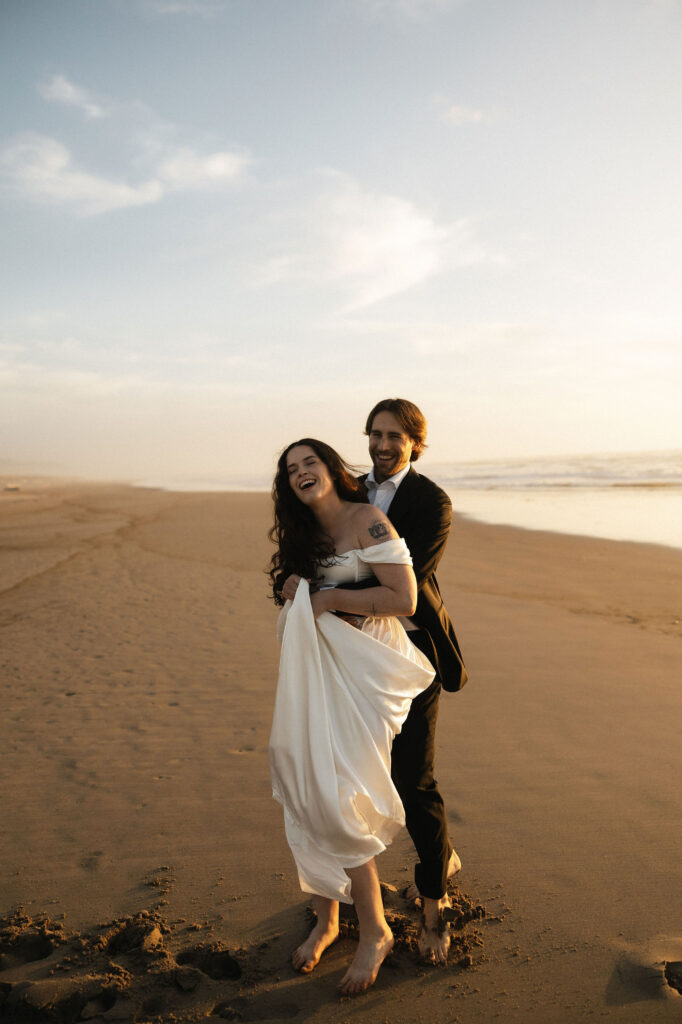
[310,506,416,619]
[310,561,417,619]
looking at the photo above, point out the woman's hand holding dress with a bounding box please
[282,573,307,602]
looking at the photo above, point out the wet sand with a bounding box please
[1,479,681,1022]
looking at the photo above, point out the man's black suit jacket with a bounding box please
[346,468,468,693]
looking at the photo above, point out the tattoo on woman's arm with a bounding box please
[368,520,389,539]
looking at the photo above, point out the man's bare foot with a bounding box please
[292,921,339,974]
[338,929,394,996]
[404,848,462,902]
[418,893,452,965]
[448,847,462,878]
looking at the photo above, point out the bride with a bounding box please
[268,439,434,995]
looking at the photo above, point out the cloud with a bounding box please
[0,346,271,410]
[158,148,248,189]
[258,174,488,310]
[319,318,543,359]
[38,75,107,119]
[443,103,486,125]
[408,320,550,356]
[1,361,161,401]
[143,0,230,16]
[355,0,464,20]
[431,93,488,125]
[0,134,163,214]
[0,74,250,214]
[646,0,682,13]
[0,133,248,215]
[325,186,447,306]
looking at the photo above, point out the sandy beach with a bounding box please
[1,479,681,1023]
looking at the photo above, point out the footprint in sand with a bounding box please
[1,908,245,1023]
[607,936,682,1004]
[2,974,119,1023]
[176,943,242,981]
[212,993,300,1021]
[665,961,682,993]
[0,909,67,971]
[79,850,104,872]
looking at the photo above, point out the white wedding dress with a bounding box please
[269,538,435,903]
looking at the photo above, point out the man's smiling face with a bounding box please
[368,411,417,483]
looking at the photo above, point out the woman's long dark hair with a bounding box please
[268,438,367,605]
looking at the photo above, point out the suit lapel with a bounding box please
[360,466,419,532]
[385,467,418,532]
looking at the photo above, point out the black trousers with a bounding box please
[390,629,452,900]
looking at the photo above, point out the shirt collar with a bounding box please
[366,463,411,490]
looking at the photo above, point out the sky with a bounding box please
[1,0,681,485]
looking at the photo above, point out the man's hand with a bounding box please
[310,589,333,619]
[281,574,307,602]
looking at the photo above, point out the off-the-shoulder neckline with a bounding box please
[334,538,405,558]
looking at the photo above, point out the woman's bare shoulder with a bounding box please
[351,504,399,548]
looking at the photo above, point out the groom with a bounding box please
[361,397,467,963]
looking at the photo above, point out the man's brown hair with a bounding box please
[364,398,428,462]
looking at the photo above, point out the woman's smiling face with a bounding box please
[286,444,335,504]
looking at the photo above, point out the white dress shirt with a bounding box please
[365,463,411,514]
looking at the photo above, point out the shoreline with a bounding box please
[1,482,681,1022]
[448,484,682,551]
[3,473,682,554]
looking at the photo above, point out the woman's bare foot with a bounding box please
[419,893,452,964]
[338,929,394,996]
[292,920,340,973]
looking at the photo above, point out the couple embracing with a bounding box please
[268,398,468,996]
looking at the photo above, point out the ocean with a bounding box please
[432,449,682,551]
[143,449,682,551]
